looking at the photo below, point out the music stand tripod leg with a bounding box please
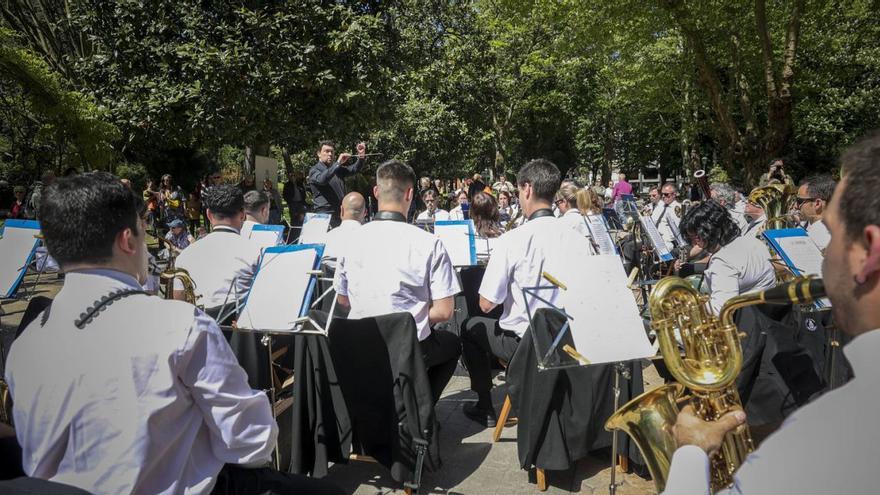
[608,361,631,495]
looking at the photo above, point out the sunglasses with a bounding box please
[795,197,817,206]
[661,192,675,197]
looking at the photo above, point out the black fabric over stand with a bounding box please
[289,311,437,489]
[505,308,644,472]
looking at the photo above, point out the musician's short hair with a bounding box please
[376,159,415,203]
[421,189,437,200]
[517,159,561,203]
[318,140,335,150]
[679,200,740,252]
[799,174,836,202]
[40,171,143,267]
[839,130,880,240]
[661,182,678,193]
[243,190,269,215]
[710,183,736,207]
[204,184,244,218]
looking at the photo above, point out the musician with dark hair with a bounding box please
[308,139,367,226]
[797,174,836,251]
[678,200,776,315]
[174,184,262,322]
[334,159,462,404]
[460,159,596,426]
[663,130,880,495]
[5,172,342,495]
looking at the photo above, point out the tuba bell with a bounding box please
[748,183,798,281]
[605,276,825,493]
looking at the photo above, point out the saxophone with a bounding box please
[160,267,200,306]
[605,276,825,493]
[0,379,11,427]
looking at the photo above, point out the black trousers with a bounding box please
[420,327,462,404]
[460,317,521,397]
[211,464,344,495]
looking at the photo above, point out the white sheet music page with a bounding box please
[299,213,332,245]
[639,215,673,260]
[435,221,476,266]
[558,254,655,364]
[0,220,41,298]
[248,227,283,251]
[585,215,617,255]
[237,248,316,331]
[773,233,831,307]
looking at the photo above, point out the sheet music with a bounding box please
[299,213,331,245]
[248,224,284,251]
[585,215,617,255]
[765,228,831,307]
[237,245,321,331]
[435,220,477,266]
[558,255,655,364]
[639,216,674,261]
[0,219,41,298]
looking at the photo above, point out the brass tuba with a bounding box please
[160,267,200,306]
[605,276,825,493]
[748,183,797,232]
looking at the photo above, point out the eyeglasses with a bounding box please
[795,197,817,206]
[554,199,565,206]
[661,192,675,197]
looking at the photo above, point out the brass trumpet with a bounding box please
[605,276,825,492]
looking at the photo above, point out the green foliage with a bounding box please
[0,27,119,178]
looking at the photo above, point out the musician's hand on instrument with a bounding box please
[338,152,352,165]
[674,259,683,272]
[356,142,366,159]
[673,404,746,456]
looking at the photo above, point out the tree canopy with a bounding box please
[1,0,878,190]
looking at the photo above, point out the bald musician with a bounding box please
[322,191,366,263]
[5,172,342,494]
[662,131,880,494]
[333,160,462,404]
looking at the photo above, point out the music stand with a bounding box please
[0,220,43,301]
[523,258,654,495]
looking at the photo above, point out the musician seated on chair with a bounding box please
[240,190,270,239]
[174,184,261,322]
[5,172,343,495]
[678,201,776,315]
[322,191,366,265]
[460,159,596,427]
[662,130,880,495]
[333,160,462,405]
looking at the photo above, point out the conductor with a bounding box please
[308,140,367,226]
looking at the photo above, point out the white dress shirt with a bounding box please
[416,208,450,222]
[175,226,262,311]
[479,213,596,336]
[742,214,766,237]
[704,234,776,314]
[663,328,880,495]
[322,219,362,262]
[807,220,831,252]
[561,208,591,239]
[651,201,682,247]
[240,219,257,240]
[6,270,276,495]
[727,207,749,233]
[449,205,466,221]
[333,219,461,341]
